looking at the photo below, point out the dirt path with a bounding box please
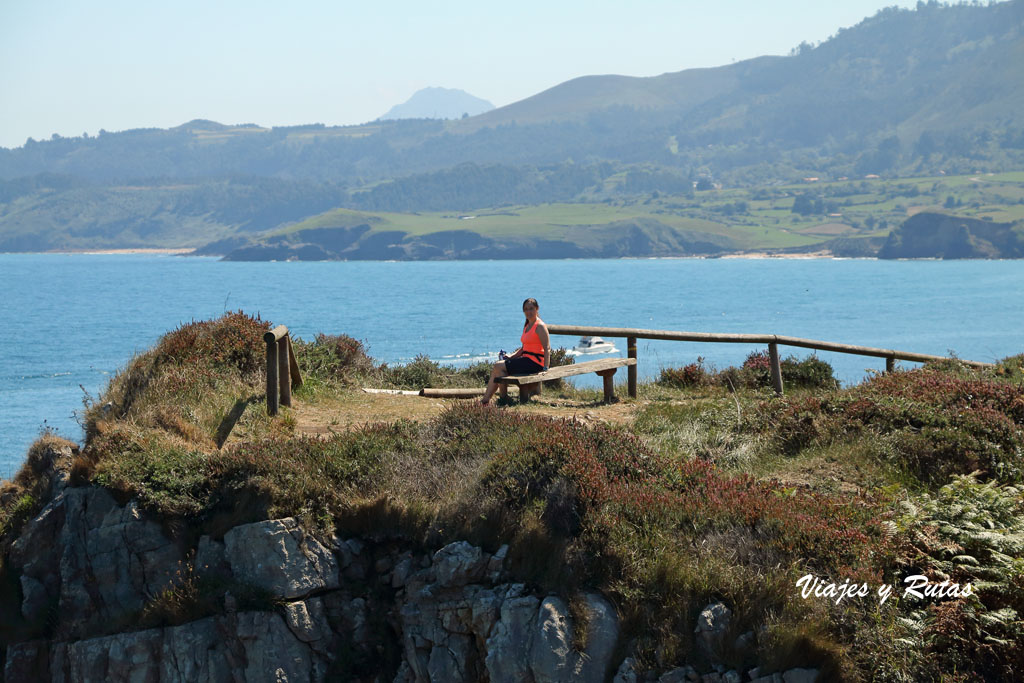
[293,389,642,437]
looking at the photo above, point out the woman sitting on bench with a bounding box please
[480,297,550,405]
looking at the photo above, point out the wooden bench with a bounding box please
[495,357,637,404]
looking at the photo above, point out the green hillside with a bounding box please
[213,172,1024,260]
[3,171,1021,255]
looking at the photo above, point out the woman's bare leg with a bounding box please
[481,361,508,404]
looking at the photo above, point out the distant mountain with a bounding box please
[458,0,1024,143]
[379,87,494,121]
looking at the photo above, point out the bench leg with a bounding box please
[597,369,617,403]
[520,382,540,404]
[499,383,508,400]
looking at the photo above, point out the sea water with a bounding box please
[2,254,1022,478]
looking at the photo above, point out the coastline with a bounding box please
[9,249,1016,261]
[46,248,197,255]
[720,250,836,259]
[12,249,844,260]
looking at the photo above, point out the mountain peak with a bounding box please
[378,87,494,121]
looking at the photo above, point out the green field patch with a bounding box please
[796,222,855,236]
[987,171,1024,183]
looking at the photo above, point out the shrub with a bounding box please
[989,354,1024,383]
[476,405,887,577]
[743,350,773,375]
[154,311,269,375]
[848,370,1024,484]
[295,333,377,384]
[457,361,493,386]
[659,353,836,392]
[658,358,711,388]
[740,351,836,390]
[92,421,420,531]
[781,355,836,389]
[384,355,450,389]
[756,365,1024,484]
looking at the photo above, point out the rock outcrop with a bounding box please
[393,542,619,683]
[879,212,1024,259]
[10,486,182,639]
[217,518,340,599]
[2,483,820,682]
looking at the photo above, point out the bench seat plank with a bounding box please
[495,357,636,385]
[496,358,636,403]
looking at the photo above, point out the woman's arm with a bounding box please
[537,324,551,369]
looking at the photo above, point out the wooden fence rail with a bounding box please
[264,325,303,415]
[545,324,994,397]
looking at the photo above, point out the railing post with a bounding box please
[627,336,637,398]
[287,336,303,389]
[278,335,291,407]
[265,331,279,415]
[768,342,784,395]
[886,356,895,374]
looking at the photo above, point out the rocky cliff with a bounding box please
[215,221,735,261]
[878,212,1024,259]
[2,441,819,683]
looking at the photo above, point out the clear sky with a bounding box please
[0,0,922,150]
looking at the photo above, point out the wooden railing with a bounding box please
[546,324,995,397]
[264,325,303,415]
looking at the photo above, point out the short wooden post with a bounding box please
[264,324,289,415]
[886,356,895,373]
[265,333,279,415]
[598,368,617,403]
[627,336,637,398]
[278,336,291,407]
[768,342,784,395]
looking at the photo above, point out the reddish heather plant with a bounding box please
[786,368,1023,483]
[658,361,711,388]
[155,311,269,375]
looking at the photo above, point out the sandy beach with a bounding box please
[719,250,836,259]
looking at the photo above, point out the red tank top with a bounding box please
[521,322,544,364]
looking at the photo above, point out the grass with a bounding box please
[3,312,1023,681]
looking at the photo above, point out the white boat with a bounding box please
[569,336,618,355]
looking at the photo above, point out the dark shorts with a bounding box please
[505,356,544,375]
